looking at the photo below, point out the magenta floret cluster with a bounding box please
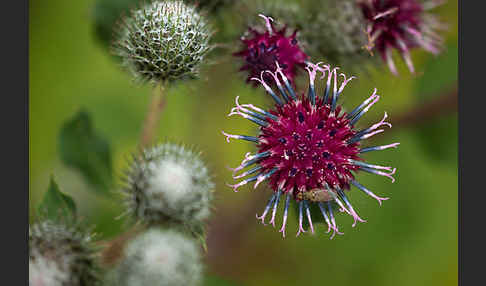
[360,0,445,74]
[234,15,308,86]
[223,61,399,238]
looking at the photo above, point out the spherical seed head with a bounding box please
[234,14,308,86]
[258,99,361,195]
[112,228,202,286]
[359,0,445,74]
[113,0,214,83]
[29,220,100,286]
[122,143,214,226]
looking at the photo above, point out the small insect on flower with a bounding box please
[222,61,399,238]
[296,188,333,203]
[234,14,308,86]
[359,0,446,74]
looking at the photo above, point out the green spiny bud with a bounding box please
[29,220,100,286]
[108,228,203,286]
[113,0,214,84]
[93,0,231,51]
[122,143,214,227]
[300,0,372,68]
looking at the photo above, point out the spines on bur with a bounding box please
[113,0,214,84]
[302,0,372,69]
[121,143,214,228]
[107,228,203,286]
[29,220,100,286]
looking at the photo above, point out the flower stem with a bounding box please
[140,83,167,148]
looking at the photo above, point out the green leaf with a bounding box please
[38,176,77,222]
[59,110,113,195]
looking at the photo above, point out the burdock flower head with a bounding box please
[113,0,213,83]
[234,14,308,86]
[359,0,445,74]
[29,220,100,286]
[122,143,214,228]
[222,61,399,238]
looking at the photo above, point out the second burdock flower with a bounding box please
[222,61,399,238]
[359,0,446,74]
[234,14,308,86]
[113,0,214,84]
[122,143,214,228]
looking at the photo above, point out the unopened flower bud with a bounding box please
[113,0,214,83]
[29,220,100,286]
[122,143,214,227]
[110,228,203,286]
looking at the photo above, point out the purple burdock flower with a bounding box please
[234,14,308,86]
[222,61,399,238]
[359,0,445,74]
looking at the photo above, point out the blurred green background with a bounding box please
[29,0,457,285]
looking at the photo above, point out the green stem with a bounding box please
[140,83,167,148]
